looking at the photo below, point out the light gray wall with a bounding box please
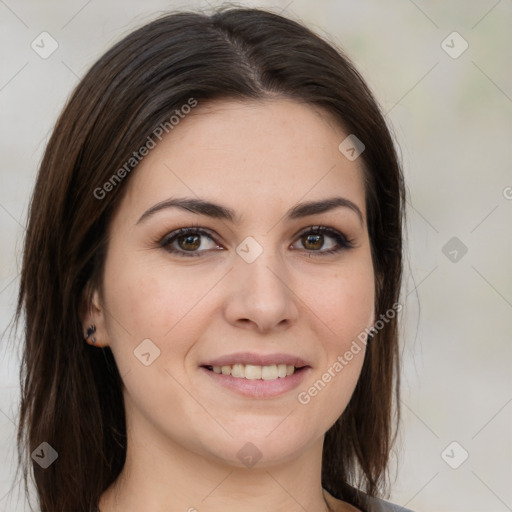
[1,1,511,511]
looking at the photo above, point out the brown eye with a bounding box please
[302,233,324,251]
[292,226,355,256]
[160,227,221,257]
[178,234,201,251]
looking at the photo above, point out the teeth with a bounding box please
[232,364,244,378]
[245,364,262,380]
[277,364,287,378]
[208,363,297,380]
[261,365,275,380]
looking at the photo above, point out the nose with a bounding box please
[223,244,299,334]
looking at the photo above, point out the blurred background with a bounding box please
[0,1,511,511]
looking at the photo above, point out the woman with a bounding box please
[16,7,410,512]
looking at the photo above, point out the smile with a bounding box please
[200,365,310,398]
[204,363,297,380]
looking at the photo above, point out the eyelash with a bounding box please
[158,223,355,258]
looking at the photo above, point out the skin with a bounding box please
[83,98,375,512]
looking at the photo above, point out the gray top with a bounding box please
[362,494,415,512]
[324,487,415,512]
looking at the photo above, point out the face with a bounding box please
[89,99,375,468]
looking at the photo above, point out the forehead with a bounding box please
[117,98,367,225]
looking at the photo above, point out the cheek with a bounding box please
[102,246,207,337]
[295,255,374,420]
[101,246,226,381]
[306,257,375,349]
[99,250,208,423]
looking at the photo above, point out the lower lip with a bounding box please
[200,366,311,398]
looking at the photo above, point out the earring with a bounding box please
[84,324,96,344]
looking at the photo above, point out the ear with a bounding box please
[80,285,109,348]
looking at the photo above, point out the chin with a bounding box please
[201,429,317,470]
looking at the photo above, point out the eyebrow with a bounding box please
[136,196,364,226]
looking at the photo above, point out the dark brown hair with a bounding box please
[16,6,405,511]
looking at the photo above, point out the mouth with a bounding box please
[198,352,312,397]
[200,364,311,398]
[201,363,308,380]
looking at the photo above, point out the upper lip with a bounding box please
[200,352,310,368]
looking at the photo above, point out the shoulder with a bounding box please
[323,488,415,512]
[362,493,415,512]
[323,488,363,511]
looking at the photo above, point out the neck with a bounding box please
[99,419,331,512]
